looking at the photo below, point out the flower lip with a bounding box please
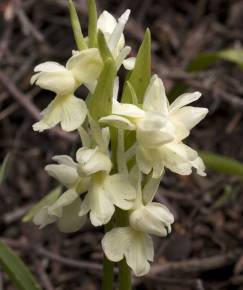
[129,202,174,237]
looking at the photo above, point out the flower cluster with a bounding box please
[26,2,208,277]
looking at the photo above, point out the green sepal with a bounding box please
[0,240,42,290]
[88,0,97,48]
[88,58,116,120]
[23,187,62,222]
[121,29,151,104]
[97,30,114,62]
[126,81,139,106]
[68,0,87,51]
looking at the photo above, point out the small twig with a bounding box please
[36,247,103,272]
[14,0,45,43]
[144,276,205,290]
[36,260,55,290]
[149,249,241,277]
[0,21,13,62]
[2,239,103,272]
[3,205,31,224]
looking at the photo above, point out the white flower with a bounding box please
[102,168,174,276]
[100,76,175,149]
[97,10,135,70]
[137,140,206,178]
[129,202,174,237]
[101,75,208,177]
[142,75,208,142]
[45,155,90,193]
[79,173,136,226]
[33,189,86,233]
[46,143,136,227]
[31,48,102,132]
[102,227,153,276]
[76,147,112,176]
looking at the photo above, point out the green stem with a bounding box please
[116,208,132,290]
[101,222,114,290]
[119,259,131,290]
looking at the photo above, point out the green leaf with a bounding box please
[88,0,97,48]
[0,240,42,290]
[121,29,151,104]
[187,49,243,72]
[88,58,116,120]
[186,52,219,72]
[23,187,61,222]
[218,49,243,69]
[97,30,114,62]
[0,154,10,185]
[68,0,87,51]
[200,151,243,178]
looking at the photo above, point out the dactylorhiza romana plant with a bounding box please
[24,1,208,289]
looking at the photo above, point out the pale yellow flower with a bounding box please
[31,48,102,132]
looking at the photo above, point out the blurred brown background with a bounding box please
[1,0,243,289]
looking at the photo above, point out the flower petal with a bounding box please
[48,189,79,217]
[32,70,75,96]
[169,91,201,113]
[136,146,153,175]
[113,101,145,118]
[97,11,117,36]
[136,146,164,178]
[102,227,154,277]
[161,142,206,176]
[76,148,112,176]
[80,180,115,226]
[136,112,175,148]
[33,95,87,132]
[125,230,154,277]
[33,207,57,229]
[130,202,174,237]
[116,46,131,69]
[108,10,130,52]
[60,97,87,132]
[104,174,136,210]
[170,106,208,131]
[57,197,86,233]
[142,176,161,204]
[34,62,66,73]
[45,164,79,188]
[66,48,103,85]
[33,98,63,132]
[52,155,77,168]
[102,227,132,262]
[143,75,169,115]
[100,115,136,130]
[123,56,136,70]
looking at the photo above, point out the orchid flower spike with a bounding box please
[97,9,135,70]
[31,48,102,132]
